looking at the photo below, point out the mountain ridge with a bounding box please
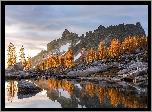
[31,22,146,67]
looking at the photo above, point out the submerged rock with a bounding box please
[17,80,42,98]
[17,80,42,92]
[17,91,40,99]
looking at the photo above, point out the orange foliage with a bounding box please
[7,42,17,68]
[81,48,88,63]
[97,86,105,104]
[64,49,74,68]
[98,41,107,60]
[86,83,96,97]
[87,48,96,62]
[108,38,121,58]
[108,88,120,107]
[25,55,32,70]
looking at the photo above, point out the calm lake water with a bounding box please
[5,77,148,108]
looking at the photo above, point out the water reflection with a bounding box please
[6,81,18,103]
[33,77,148,108]
[5,77,148,108]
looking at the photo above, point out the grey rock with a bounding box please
[135,48,141,53]
[18,80,42,90]
[5,62,24,75]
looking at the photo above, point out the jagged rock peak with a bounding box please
[63,29,70,34]
[136,22,141,27]
[98,25,106,29]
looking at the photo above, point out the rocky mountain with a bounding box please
[31,22,146,67]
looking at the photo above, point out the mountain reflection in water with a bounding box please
[5,77,148,108]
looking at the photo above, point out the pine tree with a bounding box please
[106,47,110,59]
[46,54,51,69]
[122,36,136,55]
[108,88,120,107]
[46,51,52,69]
[98,41,106,60]
[81,48,87,63]
[7,42,17,68]
[133,37,138,51]
[65,49,74,68]
[55,55,60,67]
[128,36,135,53]
[60,55,65,66]
[97,86,105,104]
[26,55,32,70]
[140,35,147,51]
[51,56,57,67]
[108,38,121,58]
[6,82,17,103]
[145,36,148,50]
[35,62,41,72]
[136,35,141,48]
[12,46,17,65]
[87,48,96,62]
[41,54,45,70]
[19,45,27,68]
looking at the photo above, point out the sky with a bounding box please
[5,5,148,68]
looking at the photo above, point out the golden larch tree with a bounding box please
[65,49,74,69]
[7,42,17,68]
[108,38,121,58]
[26,55,32,70]
[81,48,88,63]
[19,45,27,68]
[108,88,120,107]
[140,35,147,51]
[122,36,136,55]
[146,36,148,50]
[98,41,106,60]
[6,81,17,103]
[46,51,53,69]
[97,86,105,105]
[87,48,96,62]
[41,54,45,70]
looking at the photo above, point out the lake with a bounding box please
[5,77,148,108]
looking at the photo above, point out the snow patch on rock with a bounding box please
[118,59,148,76]
[59,43,71,53]
[67,63,110,77]
[75,40,80,45]
[74,53,81,61]
[75,84,82,89]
